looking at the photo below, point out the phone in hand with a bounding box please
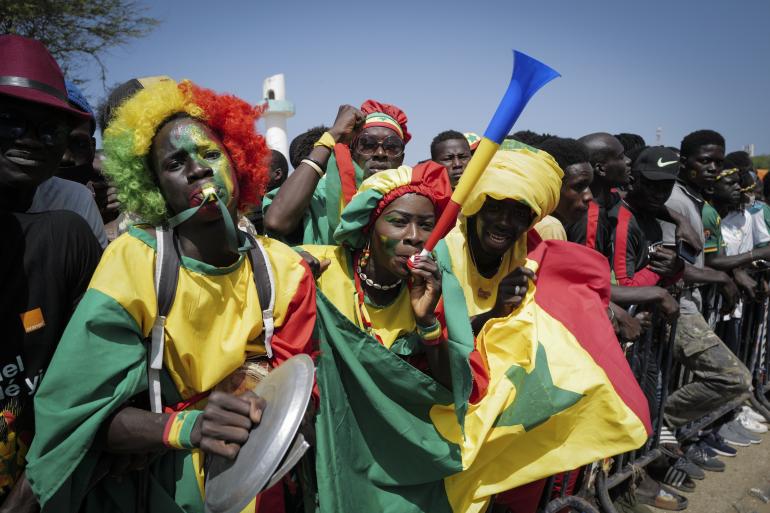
[676,240,698,265]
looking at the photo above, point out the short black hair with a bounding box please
[536,137,589,172]
[289,125,329,169]
[269,149,289,190]
[724,151,753,171]
[96,79,144,137]
[626,145,648,166]
[430,130,467,159]
[614,133,646,156]
[680,129,725,159]
[507,130,553,146]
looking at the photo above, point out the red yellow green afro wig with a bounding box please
[102,79,269,225]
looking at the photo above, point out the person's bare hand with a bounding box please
[614,306,642,341]
[718,274,739,314]
[328,105,365,145]
[649,246,682,277]
[91,180,120,223]
[492,267,535,318]
[408,254,442,325]
[192,390,265,460]
[298,250,330,279]
[635,311,653,331]
[733,268,757,302]
[657,289,680,322]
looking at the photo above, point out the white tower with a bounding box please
[261,74,294,163]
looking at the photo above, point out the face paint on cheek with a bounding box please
[180,124,237,208]
[378,233,400,257]
[211,157,236,207]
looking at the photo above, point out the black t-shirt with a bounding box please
[565,200,612,257]
[0,210,101,499]
[607,201,664,287]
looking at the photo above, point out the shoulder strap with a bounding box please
[149,226,180,413]
[245,234,276,358]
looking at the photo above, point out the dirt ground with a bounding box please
[649,434,770,513]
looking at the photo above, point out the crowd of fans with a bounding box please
[3,33,769,513]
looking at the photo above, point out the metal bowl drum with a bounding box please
[204,354,314,513]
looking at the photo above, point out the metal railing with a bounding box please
[533,281,770,513]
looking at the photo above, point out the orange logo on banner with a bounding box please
[19,308,45,333]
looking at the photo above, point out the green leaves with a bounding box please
[0,0,159,85]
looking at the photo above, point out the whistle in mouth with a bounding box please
[201,185,218,202]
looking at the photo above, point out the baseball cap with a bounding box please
[633,146,680,181]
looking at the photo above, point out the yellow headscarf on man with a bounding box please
[442,145,564,316]
[462,145,563,223]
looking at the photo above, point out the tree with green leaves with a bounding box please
[753,155,770,170]
[0,0,159,84]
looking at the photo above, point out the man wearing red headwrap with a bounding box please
[354,99,410,176]
[264,99,411,244]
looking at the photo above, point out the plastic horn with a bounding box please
[414,50,560,262]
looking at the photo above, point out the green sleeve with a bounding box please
[702,204,724,254]
[26,289,148,512]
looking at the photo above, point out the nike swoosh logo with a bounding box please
[657,158,678,167]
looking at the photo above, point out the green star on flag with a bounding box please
[494,342,584,431]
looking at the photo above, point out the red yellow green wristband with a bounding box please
[417,320,443,345]
[162,410,202,450]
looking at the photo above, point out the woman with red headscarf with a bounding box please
[303,161,460,383]
[303,161,491,512]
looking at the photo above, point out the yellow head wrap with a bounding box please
[462,146,564,228]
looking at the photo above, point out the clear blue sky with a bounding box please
[78,0,770,161]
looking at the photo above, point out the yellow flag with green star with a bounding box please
[314,237,651,513]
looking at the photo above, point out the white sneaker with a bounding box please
[742,405,769,424]
[737,411,769,433]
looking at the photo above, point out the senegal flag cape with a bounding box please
[304,243,480,513]
[263,148,364,244]
[25,228,317,513]
[311,234,650,513]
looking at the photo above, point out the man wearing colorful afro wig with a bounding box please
[26,79,318,513]
[264,99,411,245]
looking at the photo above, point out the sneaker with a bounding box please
[698,440,719,458]
[728,419,762,444]
[674,456,705,480]
[737,410,769,433]
[685,443,725,472]
[636,475,689,511]
[741,405,768,424]
[701,432,738,457]
[718,422,752,447]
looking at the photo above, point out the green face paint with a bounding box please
[170,122,237,208]
[378,233,400,257]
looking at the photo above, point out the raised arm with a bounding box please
[264,105,364,235]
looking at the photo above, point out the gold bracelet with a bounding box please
[313,131,336,150]
[301,158,325,178]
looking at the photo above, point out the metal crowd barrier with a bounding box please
[531,307,675,513]
[534,278,770,513]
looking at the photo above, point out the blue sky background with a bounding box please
[76,0,770,162]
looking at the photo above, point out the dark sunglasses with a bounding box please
[354,135,405,158]
[0,112,69,146]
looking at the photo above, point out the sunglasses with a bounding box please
[354,135,405,158]
[0,112,69,146]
